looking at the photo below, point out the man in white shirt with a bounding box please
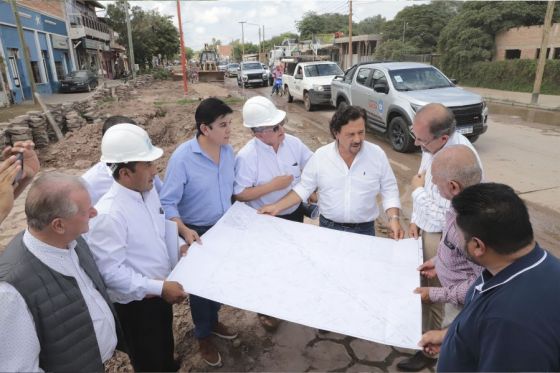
[0,172,121,372]
[86,123,187,372]
[261,105,404,239]
[82,115,163,205]
[235,96,313,332]
[399,103,482,371]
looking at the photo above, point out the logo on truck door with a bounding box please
[368,99,384,113]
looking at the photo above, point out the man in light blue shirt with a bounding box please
[160,97,237,367]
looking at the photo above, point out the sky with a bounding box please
[98,1,426,50]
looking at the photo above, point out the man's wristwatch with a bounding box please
[388,215,400,221]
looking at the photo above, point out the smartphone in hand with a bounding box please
[12,153,24,185]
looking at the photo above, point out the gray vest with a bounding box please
[0,231,125,372]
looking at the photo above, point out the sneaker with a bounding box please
[198,337,222,367]
[211,321,238,340]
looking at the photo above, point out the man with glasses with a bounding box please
[260,105,404,239]
[399,103,482,371]
[234,96,313,332]
[160,98,238,367]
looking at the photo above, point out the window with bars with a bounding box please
[31,61,43,84]
[55,61,65,79]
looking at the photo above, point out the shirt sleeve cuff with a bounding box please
[382,198,401,211]
[292,184,312,202]
[429,287,445,303]
[411,187,425,201]
[162,205,180,220]
[233,183,247,195]
[146,279,165,297]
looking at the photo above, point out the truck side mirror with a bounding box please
[373,83,389,94]
[333,75,343,81]
[295,74,303,80]
[450,78,458,85]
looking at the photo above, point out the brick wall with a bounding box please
[495,23,560,61]
[17,0,64,19]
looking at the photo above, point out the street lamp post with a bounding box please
[402,21,409,43]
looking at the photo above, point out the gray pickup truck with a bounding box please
[330,62,488,152]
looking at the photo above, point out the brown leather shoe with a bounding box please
[198,337,222,367]
[397,351,437,371]
[211,321,238,340]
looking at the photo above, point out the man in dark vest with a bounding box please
[0,172,123,372]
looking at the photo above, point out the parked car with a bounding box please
[283,61,343,111]
[226,63,239,77]
[59,70,98,93]
[237,62,269,87]
[330,61,488,152]
[218,63,228,72]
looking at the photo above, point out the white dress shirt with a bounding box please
[411,132,483,233]
[234,134,313,215]
[86,182,175,304]
[0,231,117,372]
[82,161,163,205]
[292,141,401,223]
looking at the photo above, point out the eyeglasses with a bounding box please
[254,119,286,133]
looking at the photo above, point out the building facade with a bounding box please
[495,23,560,61]
[0,0,73,104]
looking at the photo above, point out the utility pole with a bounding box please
[124,0,136,79]
[531,0,555,104]
[10,0,37,103]
[348,0,353,69]
[176,0,188,95]
[239,21,246,97]
[258,27,262,56]
[402,21,408,43]
[0,57,10,107]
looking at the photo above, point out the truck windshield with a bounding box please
[242,63,262,70]
[389,67,452,91]
[304,64,343,77]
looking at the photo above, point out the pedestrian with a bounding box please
[0,140,40,225]
[405,145,484,368]
[419,183,560,372]
[0,173,124,372]
[86,124,188,372]
[399,103,482,371]
[260,105,404,239]
[235,96,313,332]
[82,115,163,205]
[159,97,238,367]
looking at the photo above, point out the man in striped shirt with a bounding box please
[399,105,482,371]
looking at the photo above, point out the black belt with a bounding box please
[320,215,374,229]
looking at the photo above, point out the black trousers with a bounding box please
[278,203,304,223]
[114,298,177,372]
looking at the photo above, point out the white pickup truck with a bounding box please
[283,61,343,111]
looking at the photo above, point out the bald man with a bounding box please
[401,109,483,371]
[0,173,123,372]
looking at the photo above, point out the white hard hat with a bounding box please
[100,123,163,163]
[242,96,286,128]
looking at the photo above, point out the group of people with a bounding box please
[0,93,558,372]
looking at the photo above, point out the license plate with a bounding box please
[457,126,473,135]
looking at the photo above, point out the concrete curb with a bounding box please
[483,96,560,112]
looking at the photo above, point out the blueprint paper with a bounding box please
[168,202,422,349]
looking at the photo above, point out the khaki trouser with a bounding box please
[442,303,462,328]
[421,231,444,333]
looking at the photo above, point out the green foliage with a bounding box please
[382,2,459,53]
[374,40,420,61]
[152,68,172,80]
[439,1,560,77]
[296,12,351,39]
[184,47,194,61]
[262,32,300,53]
[456,59,560,95]
[230,40,259,62]
[355,15,386,35]
[105,0,180,69]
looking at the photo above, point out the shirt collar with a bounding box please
[191,137,203,154]
[254,137,282,153]
[23,229,77,258]
[475,243,546,294]
[112,180,149,203]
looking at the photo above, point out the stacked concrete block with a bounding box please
[65,110,87,131]
[27,111,49,148]
[6,115,33,144]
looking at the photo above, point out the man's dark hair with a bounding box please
[195,98,233,136]
[329,105,367,139]
[102,115,137,136]
[416,103,456,138]
[452,183,534,255]
[108,162,137,180]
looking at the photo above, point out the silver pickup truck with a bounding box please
[330,61,488,152]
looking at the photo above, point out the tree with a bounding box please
[105,0,179,68]
[296,11,354,39]
[184,47,194,61]
[438,1,560,77]
[381,2,459,53]
[230,40,259,62]
[374,40,419,61]
[355,15,386,35]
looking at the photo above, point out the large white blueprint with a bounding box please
[168,202,423,349]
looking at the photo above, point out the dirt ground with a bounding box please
[2,77,557,372]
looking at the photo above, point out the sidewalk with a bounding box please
[462,86,560,111]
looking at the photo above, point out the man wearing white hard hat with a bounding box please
[234,96,313,332]
[86,123,188,372]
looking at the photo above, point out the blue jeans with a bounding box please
[186,223,222,339]
[319,215,375,236]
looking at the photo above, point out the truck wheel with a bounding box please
[467,135,479,143]
[304,92,313,111]
[389,117,416,153]
[337,98,348,109]
[264,80,269,87]
[286,86,293,103]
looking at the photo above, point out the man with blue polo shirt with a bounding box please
[159,97,237,367]
[418,183,560,372]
